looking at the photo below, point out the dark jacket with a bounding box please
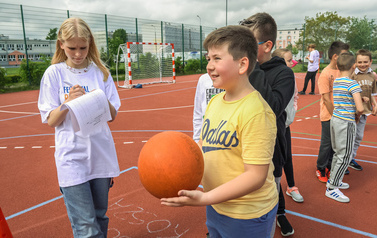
[249,56,295,177]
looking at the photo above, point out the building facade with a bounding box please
[276,29,301,49]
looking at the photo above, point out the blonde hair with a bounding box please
[52,17,109,81]
[272,48,290,58]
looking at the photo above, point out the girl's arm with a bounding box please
[160,163,269,207]
[108,100,117,121]
[47,85,85,127]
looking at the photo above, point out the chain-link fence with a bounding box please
[0,3,217,70]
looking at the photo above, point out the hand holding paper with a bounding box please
[61,89,112,136]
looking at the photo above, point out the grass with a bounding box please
[5,67,20,75]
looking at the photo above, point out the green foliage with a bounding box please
[175,56,183,73]
[108,28,128,63]
[296,11,350,54]
[185,59,200,72]
[0,67,6,89]
[19,57,51,86]
[131,52,159,79]
[100,47,114,67]
[346,17,377,52]
[46,27,58,40]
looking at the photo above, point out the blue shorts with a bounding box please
[206,204,278,238]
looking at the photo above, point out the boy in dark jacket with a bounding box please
[241,12,295,237]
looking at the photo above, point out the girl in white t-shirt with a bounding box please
[38,17,121,237]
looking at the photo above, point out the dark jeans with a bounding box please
[302,70,318,93]
[317,120,334,173]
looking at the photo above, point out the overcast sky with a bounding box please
[4,0,377,29]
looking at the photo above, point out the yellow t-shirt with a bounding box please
[318,66,339,121]
[201,91,278,220]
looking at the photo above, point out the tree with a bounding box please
[46,28,58,40]
[108,29,128,66]
[296,12,350,58]
[346,16,377,52]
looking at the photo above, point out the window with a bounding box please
[287,36,291,40]
[28,54,33,60]
[0,55,6,61]
[17,44,24,50]
[8,55,15,61]
[27,44,32,50]
[0,44,5,50]
[18,55,25,60]
[7,44,14,50]
[288,31,291,34]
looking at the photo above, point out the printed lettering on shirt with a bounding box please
[206,88,225,104]
[64,85,90,100]
[201,119,239,153]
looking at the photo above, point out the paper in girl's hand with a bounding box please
[61,89,111,136]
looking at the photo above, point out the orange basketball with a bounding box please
[138,131,204,199]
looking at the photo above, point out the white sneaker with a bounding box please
[325,188,350,203]
[286,187,304,203]
[339,182,349,189]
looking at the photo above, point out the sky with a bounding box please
[3,0,377,29]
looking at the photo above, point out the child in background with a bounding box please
[316,41,350,183]
[299,44,320,95]
[161,25,278,238]
[272,48,303,203]
[349,49,377,171]
[193,73,224,143]
[326,52,363,203]
[240,12,296,237]
[38,17,121,237]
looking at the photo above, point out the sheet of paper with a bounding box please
[61,89,111,136]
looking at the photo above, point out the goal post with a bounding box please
[116,42,176,88]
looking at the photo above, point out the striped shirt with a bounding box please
[333,77,362,121]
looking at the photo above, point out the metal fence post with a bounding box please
[105,14,109,58]
[182,24,184,72]
[200,25,203,72]
[20,5,31,85]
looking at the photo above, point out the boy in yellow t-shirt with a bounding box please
[161,25,278,237]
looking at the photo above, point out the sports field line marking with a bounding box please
[123,142,134,144]
[5,165,377,237]
[286,210,377,238]
[0,114,39,122]
[0,147,6,149]
[0,110,39,115]
[14,146,24,149]
[32,146,42,149]
[118,105,193,113]
[120,87,196,101]
[0,101,37,108]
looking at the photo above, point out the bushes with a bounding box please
[19,57,51,86]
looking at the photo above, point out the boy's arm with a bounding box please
[371,96,377,115]
[353,92,364,116]
[249,64,294,117]
[160,163,269,207]
[322,92,334,115]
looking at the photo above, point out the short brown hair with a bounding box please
[204,25,258,75]
[356,49,372,61]
[337,52,355,71]
[239,12,277,47]
[328,41,349,60]
[308,44,316,49]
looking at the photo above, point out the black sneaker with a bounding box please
[277,215,294,236]
[298,91,305,95]
[349,159,363,171]
[345,169,350,175]
[309,92,315,95]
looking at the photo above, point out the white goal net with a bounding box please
[116,42,176,88]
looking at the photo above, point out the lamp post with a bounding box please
[226,0,228,26]
[197,15,201,26]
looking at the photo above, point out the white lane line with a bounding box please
[123,142,134,144]
[32,146,42,149]
[14,146,24,149]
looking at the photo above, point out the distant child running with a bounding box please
[326,52,363,203]
[161,25,278,238]
[38,17,121,237]
[348,49,377,171]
